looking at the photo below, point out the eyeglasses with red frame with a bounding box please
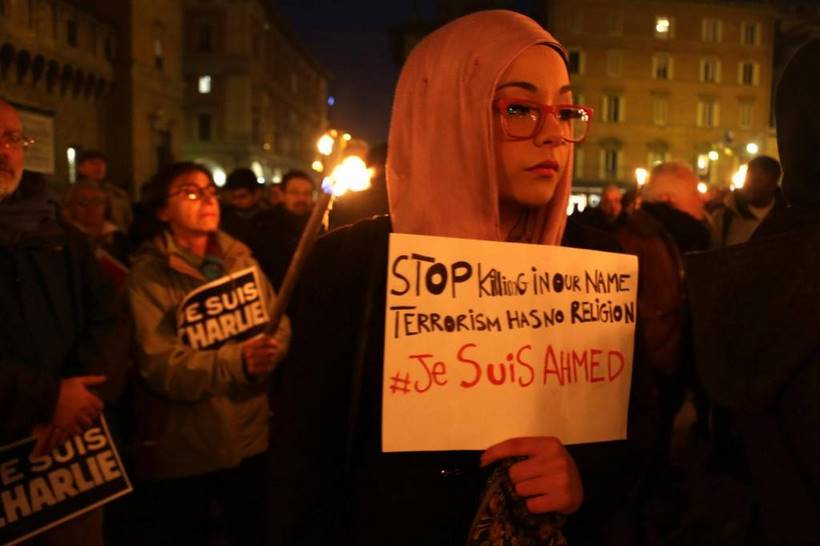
[493,99,593,143]
[168,184,218,202]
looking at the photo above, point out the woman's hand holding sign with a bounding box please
[242,334,281,378]
[481,436,584,515]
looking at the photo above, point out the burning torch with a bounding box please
[266,130,373,332]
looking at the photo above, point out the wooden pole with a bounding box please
[266,190,333,333]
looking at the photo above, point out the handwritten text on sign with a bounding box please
[176,267,269,350]
[0,417,132,546]
[382,233,638,452]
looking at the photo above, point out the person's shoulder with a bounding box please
[126,239,167,287]
[317,215,391,254]
[561,217,622,253]
[302,215,390,283]
[252,203,288,228]
[103,182,131,201]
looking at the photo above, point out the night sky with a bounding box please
[277,1,536,147]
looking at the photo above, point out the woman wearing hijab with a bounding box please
[269,10,641,545]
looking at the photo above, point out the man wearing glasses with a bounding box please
[0,98,120,545]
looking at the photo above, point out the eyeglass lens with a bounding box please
[503,104,589,142]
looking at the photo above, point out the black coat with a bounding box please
[250,204,311,291]
[0,172,122,443]
[269,216,651,545]
[686,223,820,546]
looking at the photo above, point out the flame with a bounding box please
[323,155,373,197]
[317,134,335,156]
[634,167,649,187]
[732,164,748,190]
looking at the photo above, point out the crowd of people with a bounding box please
[1,8,817,546]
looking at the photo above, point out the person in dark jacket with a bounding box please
[219,167,269,247]
[268,11,649,546]
[577,184,625,233]
[710,155,788,248]
[251,170,316,289]
[0,98,121,545]
[685,39,820,546]
[616,161,710,459]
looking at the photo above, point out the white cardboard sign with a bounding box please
[382,233,638,452]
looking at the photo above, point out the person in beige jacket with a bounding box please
[126,161,289,546]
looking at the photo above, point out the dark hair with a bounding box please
[225,168,260,192]
[748,155,782,181]
[281,170,315,192]
[76,150,107,165]
[140,161,214,218]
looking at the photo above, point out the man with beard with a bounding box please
[0,98,120,545]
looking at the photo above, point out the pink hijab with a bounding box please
[386,10,572,245]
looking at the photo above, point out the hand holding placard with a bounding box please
[241,335,281,378]
[52,376,106,436]
[481,436,583,515]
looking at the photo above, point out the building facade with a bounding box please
[545,0,777,191]
[182,0,328,186]
[0,0,116,184]
[93,0,185,197]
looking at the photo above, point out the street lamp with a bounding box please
[746,142,759,155]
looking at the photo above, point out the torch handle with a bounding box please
[266,190,333,333]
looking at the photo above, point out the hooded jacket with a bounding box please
[685,39,820,546]
[126,230,290,479]
[270,11,641,546]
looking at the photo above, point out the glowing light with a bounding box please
[746,142,759,155]
[708,150,719,161]
[327,96,335,107]
[697,155,708,170]
[656,17,670,34]
[251,161,264,177]
[317,134,335,156]
[198,75,212,94]
[67,147,76,162]
[342,133,352,141]
[697,182,708,194]
[326,155,373,197]
[567,194,588,215]
[635,167,649,187]
[311,160,324,173]
[732,164,748,189]
[212,167,227,187]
